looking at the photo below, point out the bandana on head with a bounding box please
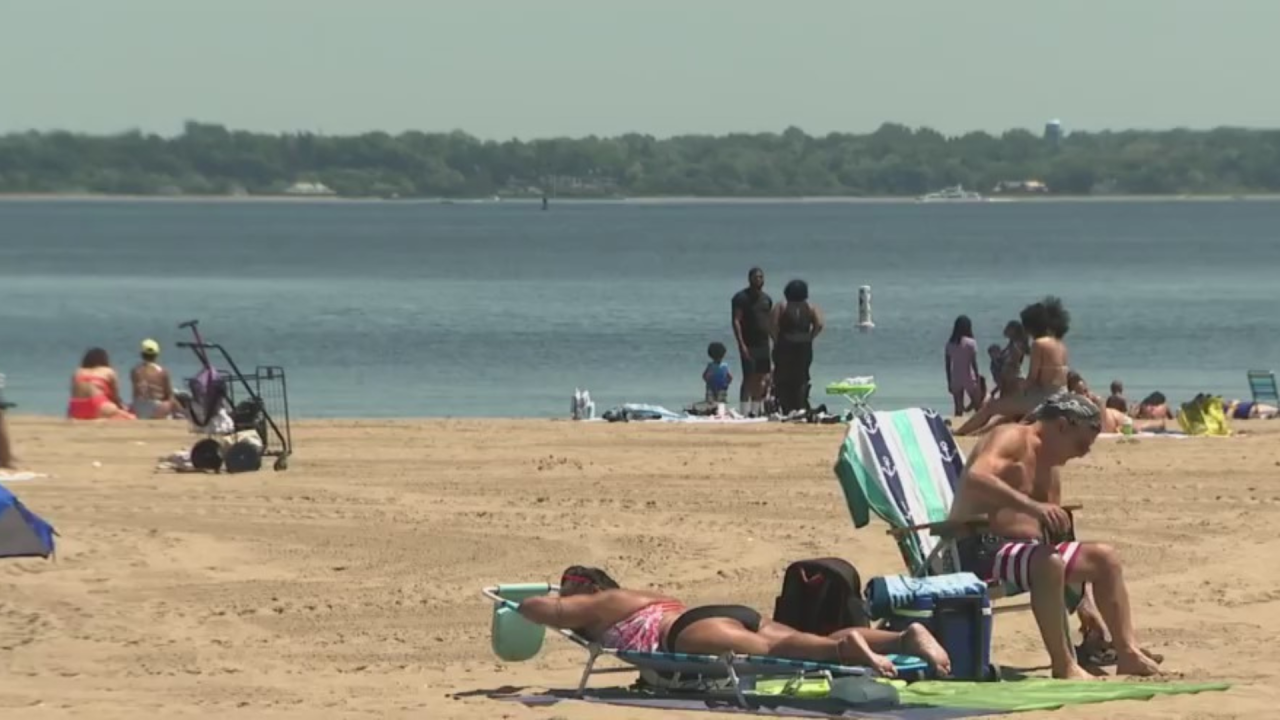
[1027,390,1102,429]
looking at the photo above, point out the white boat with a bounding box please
[917,185,986,203]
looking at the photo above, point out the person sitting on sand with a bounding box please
[949,392,1161,679]
[516,566,951,678]
[68,348,135,421]
[702,342,733,403]
[955,297,1071,436]
[1133,392,1174,420]
[1221,398,1279,420]
[1068,373,1163,433]
[995,320,1029,398]
[1066,372,1104,407]
[986,344,1006,400]
[130,339,181,420]
[1105,380,1128,413]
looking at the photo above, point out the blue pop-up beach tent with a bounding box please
[0,482,56,559]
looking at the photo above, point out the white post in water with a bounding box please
[856,285,875,331]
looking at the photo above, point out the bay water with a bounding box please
[1,199,1276,418]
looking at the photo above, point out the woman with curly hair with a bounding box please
[954,297,1072,436]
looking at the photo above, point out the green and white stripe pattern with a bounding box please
[834,407,967,575]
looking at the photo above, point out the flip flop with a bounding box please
[1077,635,1164,667]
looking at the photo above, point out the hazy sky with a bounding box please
[3,0,1278,139]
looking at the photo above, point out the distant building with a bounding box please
[993,179,1050,194]
[1044,119,1063,148]
[285,181,335,196]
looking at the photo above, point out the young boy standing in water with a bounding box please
[703,342,733,403]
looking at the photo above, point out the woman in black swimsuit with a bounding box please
[770,279,825,414]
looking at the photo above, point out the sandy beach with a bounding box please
[2,415,1278,719]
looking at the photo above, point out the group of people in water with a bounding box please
[67,339,183,421]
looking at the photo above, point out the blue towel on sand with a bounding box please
[866,573,986,619]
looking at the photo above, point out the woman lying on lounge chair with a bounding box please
[516,566,950,677]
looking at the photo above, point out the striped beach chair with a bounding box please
[481,584,926,708]
[832,407,1080,612]
[1248,370,1278,405]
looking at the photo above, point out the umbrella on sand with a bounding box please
[0,483,56,559]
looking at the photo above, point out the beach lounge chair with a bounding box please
[1248,369,1278,405]
[832,407,1081,613]
[481,583,927,708]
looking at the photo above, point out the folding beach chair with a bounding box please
[832,408,1082,613]
[1248,370,1279,405]
[826,377,877,418]
[481,583,927,708]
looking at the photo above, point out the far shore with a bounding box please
[3,192,1280,206]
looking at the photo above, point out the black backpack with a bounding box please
[773,557,869,635]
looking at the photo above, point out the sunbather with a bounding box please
[949,392,1161,679]
[68,348,135,420]
[517,566,951,677]
[1133,392,1174,420]
[1068,373,1163,433]
[1222,399,1278,420]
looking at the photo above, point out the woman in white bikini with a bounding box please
[516,566,951,677]
[955,297,1072,436]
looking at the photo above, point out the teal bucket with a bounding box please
[490,583,552,662]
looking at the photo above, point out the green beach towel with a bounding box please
[898,678,1230,713]
[756,677,1228,713]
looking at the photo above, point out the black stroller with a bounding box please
[176,319,293,472]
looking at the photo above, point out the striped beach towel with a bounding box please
[834,408,966,575]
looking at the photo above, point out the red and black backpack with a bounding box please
[772,557,870,635]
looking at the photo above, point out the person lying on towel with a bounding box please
[948,391,1162,680]
[517,566,951,677]
[1069,373,1166,433]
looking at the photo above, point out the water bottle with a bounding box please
[571,388,582,420]
[581,390,595,420]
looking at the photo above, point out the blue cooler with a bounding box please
[865,572,993,681]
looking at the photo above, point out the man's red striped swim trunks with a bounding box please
[956,534,1083,592]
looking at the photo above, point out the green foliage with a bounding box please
[1,121,1277,198]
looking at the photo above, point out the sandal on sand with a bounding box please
[1077,632,1164,667]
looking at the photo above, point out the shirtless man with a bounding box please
[949,391,1161,679]
[130,339,179,420]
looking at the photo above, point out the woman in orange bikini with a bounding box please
[516,566,950,677]
[67,348,135,420]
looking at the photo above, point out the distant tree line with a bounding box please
[1,121,1279,198]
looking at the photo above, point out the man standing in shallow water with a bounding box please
[949,392,1162,679]
[731,267,773,417]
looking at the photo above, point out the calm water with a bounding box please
[1,199,1277,418]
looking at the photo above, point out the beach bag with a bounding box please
[1178,394,1231,437]
[773,557,869,634]
[187,367,230,427]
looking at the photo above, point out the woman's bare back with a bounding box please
[70,366,116,399]
[1029,337,1069,390]
[576,589,682,636]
